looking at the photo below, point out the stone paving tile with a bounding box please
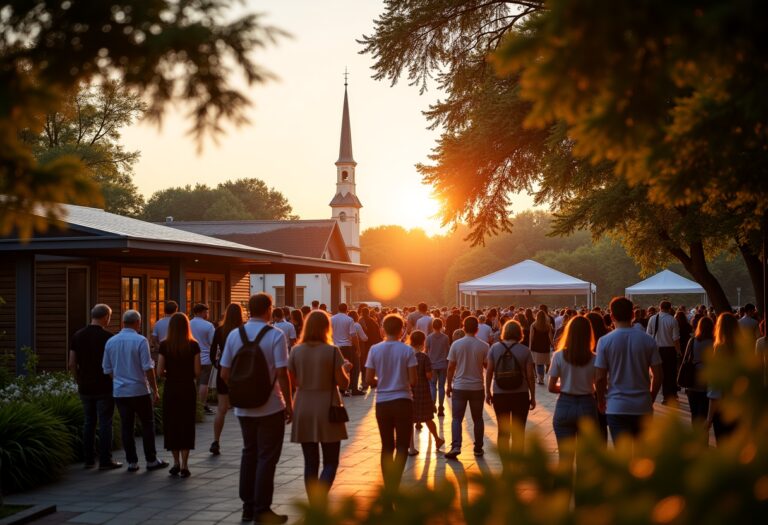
[9,388,703,524]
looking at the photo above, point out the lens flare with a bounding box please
[368,268,403,301]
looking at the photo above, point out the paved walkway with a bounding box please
[7,388,695,524]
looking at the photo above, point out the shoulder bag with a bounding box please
[328,348,350,423]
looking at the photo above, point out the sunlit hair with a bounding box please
[290,309,303,333]
[452,329,465,340]
[409,330,426,348]
[695,315,714,341]
[557,316,595,366]
[382,314,405,337]
[714,312,740,355]
[533,310,550,331]
[349,311,359,322]
[501,319,523,342]
[298,310,332,345]
[221,303,244,338]
[166,312,196,357]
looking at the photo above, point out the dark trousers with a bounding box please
[491,392,529,454]
[686,390,709,424]
[115,394,157,464]
[712,411,737,445]
[238,411,285,514]
[81,394,115,465]
[659,346,678,399]
[451,389,485,451]
[360,345,371,387]
[606,414,643,444]
[300,442,341,499]
[375,399,413,492]
[340,346,360,391]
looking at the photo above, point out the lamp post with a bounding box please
[737,287,741,308]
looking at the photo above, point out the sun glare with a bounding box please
[396,187,445,237]
[368,267,403,301]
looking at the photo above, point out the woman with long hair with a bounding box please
[514,312,529,347]
[585,311,610,441]
[289,310,351,503]
[706,312,741,444]
[208,303,244,456]
[529,310,553,384]
[685,316,714,427]
[485,319,536,455]
[290,308,304,341]
[548,316,598,472]
[157,312,201,477]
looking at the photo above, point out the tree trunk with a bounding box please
[738,242,765,315]
[664,238,732,313]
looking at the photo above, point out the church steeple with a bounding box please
[330,73,361,264]
[336,78,356,165]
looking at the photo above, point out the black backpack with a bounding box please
[495,342,524,390]
[228,325,275,409]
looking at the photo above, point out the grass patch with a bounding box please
[0,504,32,519]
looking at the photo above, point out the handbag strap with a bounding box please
[329,347,338,407]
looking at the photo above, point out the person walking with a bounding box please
[190,303,216,414]
[69,303,121,470]
[359,307,382,390]
[426,318,450,417]
[595,298,663,446]
[220,293,293,524]
[407,330,445,455]
[548,316,599,472]
[365,314,418,499]
[444,316,489,460]
[530,311,553,385]
[683,316,714,429]
[272,308,297,349]
[445,308,461,344]
[706,313,741,445]
[209,303,244,456]
[646,301,681,404]
[331,303,363,396]
[102,310,168,473]
[289,310,351,504]
[485,319,535,455]
[157,313,201,478]
[150,300,178,352]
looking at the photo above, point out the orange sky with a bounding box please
[121,1,535,236]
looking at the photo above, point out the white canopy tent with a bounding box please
[458,259,597,309]
[625,270,707,305]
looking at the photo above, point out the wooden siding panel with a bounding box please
[230,269,250,312]
[97,262,121,333]
[0,261,16,371]
[35,264,67,372]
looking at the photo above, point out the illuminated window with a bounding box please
[339,212,347,222]
[207,280,224,322]
[186,279,203,313]
[149,278,167,330]
[121,276,143,318]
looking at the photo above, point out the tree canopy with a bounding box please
[1,0,285,238]
[142,178,296,222]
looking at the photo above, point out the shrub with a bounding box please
[34,395,85,462]
[0,403,72,493]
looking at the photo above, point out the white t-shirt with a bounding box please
[476,323,493,344]
[190,316,216,364]
[353,322,368,342]
[220,319,289,418]
[447,335,489,391]
[331,313,355,347]
[646,312,679,347]
[415,315,433,335]
[274,320,297,343]
[151,316,171,342]
[549,351,595,396]
[365,341,417,403]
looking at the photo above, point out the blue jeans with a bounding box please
[535,364,546,379]
[450,389,485,451]
[301,442,341,500]
[553,394,599,461]
[429,368,447,409]
[606,413,643,444]
[81,394,115,465]
[238,411,286,514]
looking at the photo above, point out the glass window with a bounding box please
[296,287,305,308]
[186,279,203,314]
[121,276,142,318]
[274,286,285,307]
[149,278,168,331]
[207,280,224,323]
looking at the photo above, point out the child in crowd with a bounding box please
[408,330,445,455]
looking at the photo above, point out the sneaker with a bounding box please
[444,448,460,460]
[204,405,216,415]
[127,463,139,472]
[169,464,181,477]
[242,507,254,522]
[209,440,221,455]
[343,390,351,397]
[98,460,123,471]
[146,459,169,471]
[256,509,288,525]
[408,448,419,456]
[415,422,423,430]
[351,389,365,396]
[179,468,191,478]
[474,448,484,457]
[435,437,445,450]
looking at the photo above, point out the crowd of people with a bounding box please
[68,294,766,523]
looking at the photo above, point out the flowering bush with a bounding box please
[0,372,78,405]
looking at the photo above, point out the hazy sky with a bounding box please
[122,0,535,236]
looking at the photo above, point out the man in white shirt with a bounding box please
[415,309,433,334]
[407,302,429,334]
[272,308,297,348]
[476,315,493,345]
[445,316,489,459]
[646,300,680,404]
[149,300,177,352]
[190,303,216,414]
[220,293,292,524]
[332,303,362,395]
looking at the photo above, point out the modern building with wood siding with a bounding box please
[0,204,366,375]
